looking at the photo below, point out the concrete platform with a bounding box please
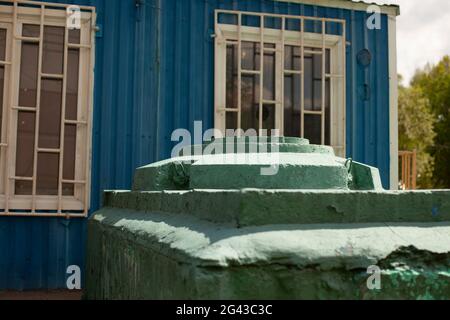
[85,138,450,300]
[85,208,450,300]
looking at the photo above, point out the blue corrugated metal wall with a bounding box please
[0,0,143,291]
[0,0,391,290]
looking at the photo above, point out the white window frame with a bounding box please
[0,0,96,217]
[214,10,346,157]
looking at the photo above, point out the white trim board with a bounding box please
[388,14,399,190]
[275,0,400,16]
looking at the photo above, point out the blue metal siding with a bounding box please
[0,0,392,290]
[154,0,391,182]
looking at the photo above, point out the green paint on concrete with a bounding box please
[87,138,450,300]
[103,189,450,227]
[190,153,350,190]
[85,209,450,300]
[133,143,382,192]
[347,161,384,190]
[133,156,201,191]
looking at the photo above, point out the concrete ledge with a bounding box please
[190,162,349,190]
[103,189,450,227]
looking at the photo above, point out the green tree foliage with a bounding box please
[411,56,450,188]
[398,78,435,188]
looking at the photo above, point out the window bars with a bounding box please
[0,0,96,218]
[214,9,346,149]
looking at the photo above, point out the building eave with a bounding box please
[276,0,400,16]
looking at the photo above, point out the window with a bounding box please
[214,10,346,156]
[0,1,96,217]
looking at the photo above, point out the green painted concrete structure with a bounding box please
[85,138,450,300]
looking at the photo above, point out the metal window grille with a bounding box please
[214,9,346,151]
[0,0,96,218]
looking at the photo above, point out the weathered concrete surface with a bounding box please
[133,138,383,192]
[190,153,350,190]
[132,156,382,192]
[132,153,353,191]
[85,209,450,300]
[87,138,450,300]
[103,189,450,227]
[348,161,384,190]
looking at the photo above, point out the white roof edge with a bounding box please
[276,0,400,16]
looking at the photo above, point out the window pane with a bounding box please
[69,29,80,44]
[63,124,76,196]
[326,49,331,74]
[22,24,40,38]
[284,45,301,71]
[37,152,59,195]
[16,181,32,196]
[296,48,331,144]
[42,26,64,75]
[325,77,331,146]
[226,44,238,109]
[313,79,322,111]
[304,114,321,145]
[313,53,323,79]
[0,29,5,136]
[0,28,6,61]
[0,66,4,133]
[284,74,301,137]
[304,55,313,111]
[226,112,237,132]
[39,79,62,149]
[242,42,260,71]
[312,53,323,112]
[241,74,259,131]
[262,104,275,136]
[263,51,275,101]
[15,112,36,195]
[18,42,39,108]
[66,49,80,121]
[304,49,331,113]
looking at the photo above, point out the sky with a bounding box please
[376,0,450,85]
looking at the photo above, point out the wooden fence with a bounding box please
[399,150,417,190]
